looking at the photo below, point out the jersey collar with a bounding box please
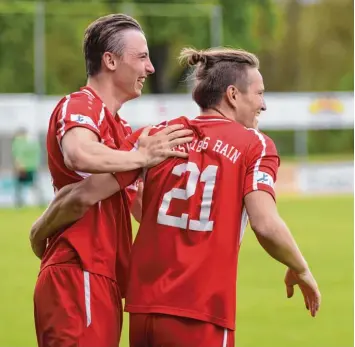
[195,114,232,122]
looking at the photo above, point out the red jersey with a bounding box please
[118,115,280,330]
[42,86,136,297]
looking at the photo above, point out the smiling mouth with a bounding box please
[138,78,146,87]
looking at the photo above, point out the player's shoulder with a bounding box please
[69,88,102,109]
[209,121,265,146]
[247,127,273,142]
[53,88,103,119]
[130,116,189,139]
[69,87,94,100]
[168,116,189,126]
[244,127,277,153]
[148,116,189,135]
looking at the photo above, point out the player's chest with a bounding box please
[99,113,131,150]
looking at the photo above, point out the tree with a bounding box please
[264,0,353,91]
[0,2,35,93]
[298,0,354,91]
[128,0,213,93]
[0,0,352,94]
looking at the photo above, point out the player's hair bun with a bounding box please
[178,48,208,66]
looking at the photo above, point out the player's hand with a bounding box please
[284,267,321,317]
[137,124,193,168]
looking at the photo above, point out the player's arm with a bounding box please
[244,191,320,317]
[243,134,320,317]
[30,128,145,258]
[245,191,308,273]
[61,125,192,173]
[29,172,132,258]
[58,99,193,173]
[30,181,87,258]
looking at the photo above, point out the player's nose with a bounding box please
[261,99,267,111]
[146,58,155,75]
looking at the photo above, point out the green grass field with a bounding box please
[0,194,353,347]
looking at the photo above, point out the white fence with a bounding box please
[0,92,352,206]
[0,92,353,133]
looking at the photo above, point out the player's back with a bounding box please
[125,114,279,330]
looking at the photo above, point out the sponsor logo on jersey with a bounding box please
[256,171,274,188]
[70,114,99,130]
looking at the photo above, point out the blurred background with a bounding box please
[0,0,353,346]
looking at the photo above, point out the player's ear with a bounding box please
[102,52,117,72]
[226,85,239,108]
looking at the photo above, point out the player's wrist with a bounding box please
[135,148,149,168]
[291,260,309,275]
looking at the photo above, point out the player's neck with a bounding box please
[86,76,123,116]
[201,107,235,122]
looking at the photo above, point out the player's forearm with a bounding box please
[64,142,146,173]
[30,172,124,243]
[251,216,308,274]
[30,184,88,242]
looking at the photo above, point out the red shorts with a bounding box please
[34,264,122,347]
[129,313,234,347]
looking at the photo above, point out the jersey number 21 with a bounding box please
[157,161,218,232]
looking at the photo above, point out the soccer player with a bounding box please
[30,14,193,347]
[11,127,43,207]
[31,47,321,347]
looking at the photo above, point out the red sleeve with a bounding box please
[244,132,280,201]
[56,95,101,145]
[113,128,144,189]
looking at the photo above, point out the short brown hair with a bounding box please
[179,47,259,110]
[83,14,143,76]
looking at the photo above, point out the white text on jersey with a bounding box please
[174,137,242,164]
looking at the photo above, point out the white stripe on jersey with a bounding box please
[98,104,105,127]
[126,182,139,191]
[83,271,92,327]
[59,95,71,139]
[75,171,92,178]
[247,128,267,190]
[122,122,132,128]
[57,92,95,179]
[239,206,249,245]
[222,328,228,347]
[80,88,95,99]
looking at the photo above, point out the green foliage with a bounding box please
[0,0,352,94]
[0,11,34,93]
[264,129,354,157]
[308,129,354,155]
[262,0,354,92]
[221,0,277,51]
[263,130,296,156]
